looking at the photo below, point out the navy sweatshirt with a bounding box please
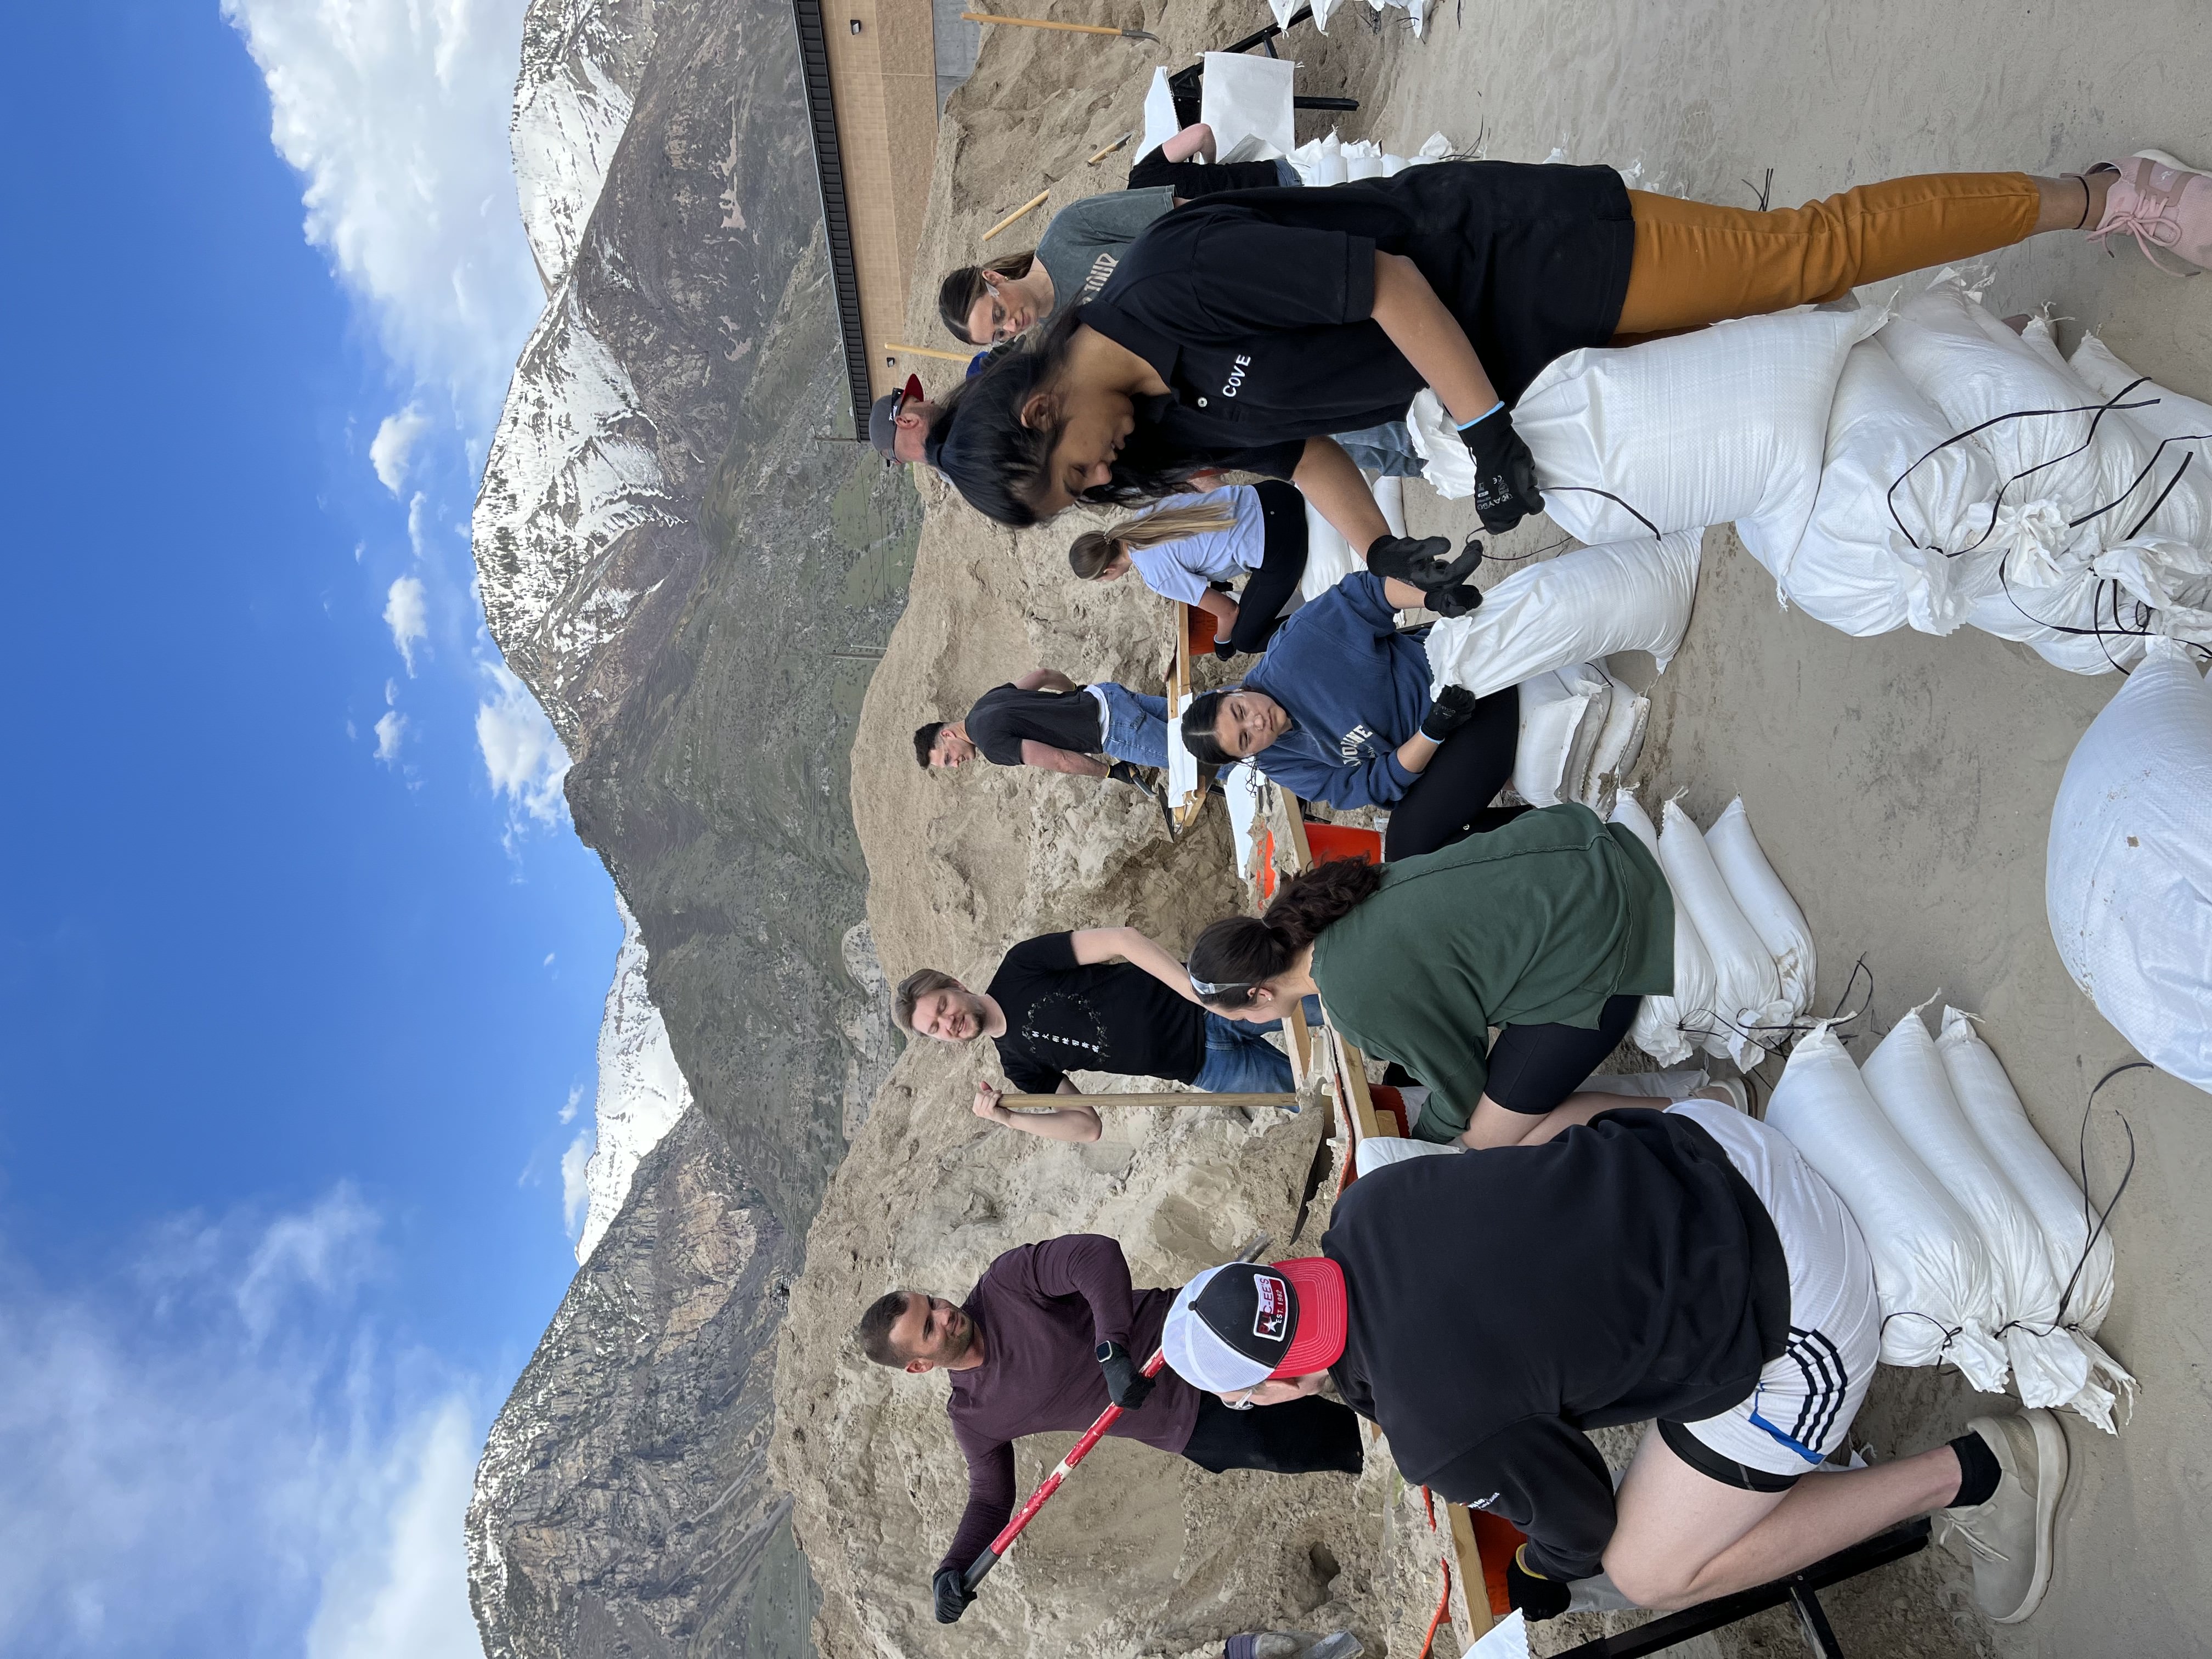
[1243,573,1432,809]
[1323,1110,1788,1581]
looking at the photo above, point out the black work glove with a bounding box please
[1096,1340,1156,1409]
[1420,685,1482,742]
[933,1567,977,1624]
[1425,582,1483,619]
[1459,405,1544,533]
[1505,1546,1572,1623]
[1365,533,1485,592]
[1105,760,1151,791]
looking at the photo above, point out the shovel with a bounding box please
[961,11,1161,42]
[961,1231,1272,1593]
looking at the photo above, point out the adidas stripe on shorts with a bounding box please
[1664,1101,1881,1481]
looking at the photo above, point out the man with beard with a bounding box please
[855,1234,1363,1625]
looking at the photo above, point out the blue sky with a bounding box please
[0,3,610,1652]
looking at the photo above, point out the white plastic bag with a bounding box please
[1610,791,1721,1065]
[2046,636,2212,1091]
[1516,306,1883,546]
[1746,337,2000,639]
[1425,531,1703,700]
[1937,1008,2135,1430]
[1764,1024,2009,1386]
[1659,800,1787,1065]
[1860,1009,2080,1405]
[1703,797,1816,1019]
[1578,666,1649,814]
[1198,52,1295,163]
[1512,666,1605,808]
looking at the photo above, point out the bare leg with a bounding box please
[1605,1426,1965,1610]
[2028,171,2112,235]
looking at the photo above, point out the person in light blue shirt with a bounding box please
[1177,571,1522,861]
[1068,481,1307,657]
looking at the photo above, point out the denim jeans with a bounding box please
[1089,682,1170,770]
[1330,419,1425,478]
[1192,1011,1296,1093]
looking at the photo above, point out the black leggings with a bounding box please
[1484,992,1645,1115]
[1224,479,1311,655]
[1180,1390,1365,1476]
[1127,149,1284,197]
[1380,686,1523,861]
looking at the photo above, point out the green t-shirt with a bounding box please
[1312,804,1674,1141]
[1034,189,1177,318]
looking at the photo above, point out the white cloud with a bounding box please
[406,491,436,562]
[374,710,409,764]
[221,0,543,419]
[0,1195,483,1659]
[369,404,432,494]
[557,1084,582,1124]
[475,661,569,826]
[383,575,428,673]
[559,1131,592,1239]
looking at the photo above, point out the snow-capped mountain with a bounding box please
[512,0,661,292]
[575,891,692,1263]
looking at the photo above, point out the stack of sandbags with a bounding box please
[1284,129,1453,186]
[1605,792,1813,1068]
[2046,635,2212,1093]
[1502,662,1649,814]
[1764,1012,2135,1427]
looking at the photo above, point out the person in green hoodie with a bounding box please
[1182,803,1673,1146]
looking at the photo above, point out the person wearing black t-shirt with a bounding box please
[891,928,1299,1142]
[915,668,1168,796]
[927,156,2148,560]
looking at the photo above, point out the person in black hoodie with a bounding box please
[1160,1100,2071,1623]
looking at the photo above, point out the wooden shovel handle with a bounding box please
[962,11,1130,35]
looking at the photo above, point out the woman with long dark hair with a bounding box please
[1175,568,1513,860]
[1184,804,1675,1147]
[929,153,2191,556]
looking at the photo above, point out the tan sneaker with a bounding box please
[1934,1409,2069,1624]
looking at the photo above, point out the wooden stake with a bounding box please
[883,341,974,363]
[980,189,1052,242]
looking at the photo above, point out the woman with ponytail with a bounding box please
[1186,803,1675,1147]
[1069,481,1308,658]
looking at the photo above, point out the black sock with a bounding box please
[1948,1429,2003,1507]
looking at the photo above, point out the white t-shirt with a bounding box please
[1124,486,1267,605]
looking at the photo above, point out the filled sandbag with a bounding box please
[1860,1009,2080,1406]
[1742,337,2000,638]
[2068,331,2212,457]
[1703,797,1816,1019]
[1764,1024,2009,1387]
[1658,800,1788,1065]
[1511,665,1607,808]
[1426,531,1703,701]
[1299,496,1363,600]
[1578,665,1649,815]
[2046,636,2212,1092]
[1514,305,1883,546]
[1937,1008,2135,1430]
[1610,791,1722,1066]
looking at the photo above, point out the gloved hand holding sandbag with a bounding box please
[1365,534,1485,618]
[1458,405,1544,533]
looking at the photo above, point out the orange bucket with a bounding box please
[1302,823,1384,866]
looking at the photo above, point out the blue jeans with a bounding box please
[1330,420,1424,477]
[1091,682,1170,769]
[1193,1012,1296,1093]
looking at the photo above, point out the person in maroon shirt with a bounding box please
[856,1233,1362,1624]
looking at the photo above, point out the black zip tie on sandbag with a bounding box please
[1877,1307,1969,1356]
[1541,486,1663,540]
[2050,1059,2145,1330]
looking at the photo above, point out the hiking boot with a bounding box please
[1934,1409,2069,1624]
[2086,150,2212,274]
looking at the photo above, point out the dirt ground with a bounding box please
[779,3,2212,1656]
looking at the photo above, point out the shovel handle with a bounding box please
[963,11,1135,34]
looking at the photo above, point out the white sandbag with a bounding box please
[1342,139,1386,181]
[1515,306,1883,546]
[1199,52,1295,163]
[1273,0,1342,31]
[1354,1135,1459,1177]
[1139,69,1181,162]
[2046,636,2212,1091]
[1965,561,2151,673]
[1861,1010,2081,1407]
[1223,760,1269,882]
[2068,331,2212,455]
[1578,666,1649,814]
[1299,496,1363,599]
[1937,1008,2136,1430]
[1659,800,1787,1065]
[1747,337,2001,639]
[1425,531,1703,701]
[1407,388,1477,498]
[1372,472,1407,538]
[1610,791,1722,1066]
[1560,664,1611,810]
[1512,666,1605,808]
[2015,311,2081,382]
[1704,798,1815,1019]
[1764,1024,2010,1386]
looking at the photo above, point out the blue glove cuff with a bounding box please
[1455,400,1505,430]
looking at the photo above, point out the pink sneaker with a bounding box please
[2087,149,2212,274]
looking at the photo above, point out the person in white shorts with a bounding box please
[1161,1094,2072,1626]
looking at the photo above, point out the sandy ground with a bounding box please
[781,3,2212,1656]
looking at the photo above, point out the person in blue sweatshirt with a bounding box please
[1178,571,1518,860]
